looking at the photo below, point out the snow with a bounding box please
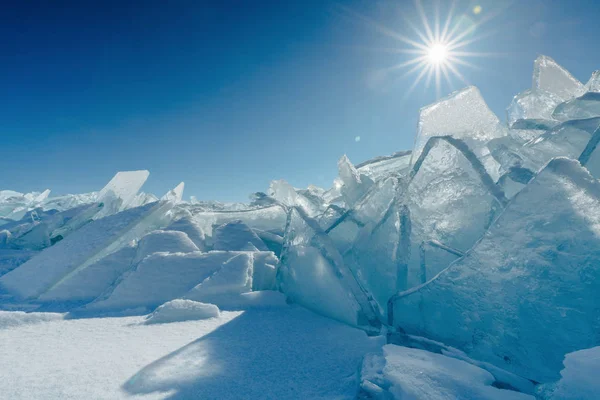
[0,310,64,329]
[0,302,381,400]
[360,345,534,400]
[539,346,600,400]
[144,300,220,324]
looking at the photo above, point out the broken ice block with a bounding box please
[412,86,507,167]
[337,155,374,207]
[585,70,600,92]
[185,253,254,308]
[192,204,287,238]
[38,244,137,303]
[212,220,268,251]
[165,215,207,251]
[84,251,232,312]
[0,195,176,300]
[95,170,150,218]
[277,207,381,330]
[519,118,600,171]
[391,158,600,383]
[356,151,412,181]
[533,55,584,101]
[133,230,199,263]
[268,179,321,215]
[161,182,184,203]
[552,92,600,121]
[344,200,406,316]
[506,89,562,128]
[406,136,505,288]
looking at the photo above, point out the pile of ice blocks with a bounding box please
[2,55,600,384]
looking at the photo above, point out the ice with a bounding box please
[85,250,276,313]
[0,189,51,220]
[267,179,321,214]
[5,55,600,398]
[390,158,600,382]
[405,136,505,287]
[552,92,600,121]
[359,345,534,400]
[533,55,584,101]
[144,299,220,324]
[0,202,161,299]
[95,170,150,217]
[161,181,184,203]
[584,70,600,92]
[506,89,562,128]
[133,229,199,262]
[337,155,375,207]
[212,220,268,251]
[165,214,208,251]
[413,86,507,167]
[359,345,526,399]
[356,151,412,181]
[519,118,600,171]
[538,346,600,400]
[83,251,230,313]
[0,310,64,329]
[277,207,381,329]
[191,204,287,238]
[251,251,278,291]
[185,253,254,308]
[38,244,137,303]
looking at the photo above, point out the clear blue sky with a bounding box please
[1,0,599,201]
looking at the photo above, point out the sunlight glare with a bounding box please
[428,43,448,64]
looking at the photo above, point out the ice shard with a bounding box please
[277,207,381,330]
[95,170,150,218]
[552,92,600,121]
[0,202,160,299]
[268,179,321,215]
[161,182,184,203]
[356,151,412,181]
[585,70,600,92]
[506,89,562,129]
[405,136,505,288]
[337,155,374,207]
[191,204,287,238]
[533,55,585,101]
[390,158,600,383]
[412,86,507,171]
[519,118,600,171]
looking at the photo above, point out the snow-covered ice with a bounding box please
[2,55,600,398]
[0,301,381,400]
[144,299,220,324]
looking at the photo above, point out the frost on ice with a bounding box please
[2,55,600,397]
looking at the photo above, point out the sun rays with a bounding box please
[338,1,502,99]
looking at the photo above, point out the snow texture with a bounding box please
[144,299,220,324]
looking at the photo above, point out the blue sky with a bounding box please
[1,0,599,201]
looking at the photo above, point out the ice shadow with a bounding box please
[122,306,381,400]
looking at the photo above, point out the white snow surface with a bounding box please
[0,299,382,400]
[540,346,600,400]
[360,345,534,400]
[144,299,220,324]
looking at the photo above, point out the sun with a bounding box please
[427,43,448,65]
[339,2,497,98]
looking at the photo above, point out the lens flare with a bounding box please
[339,0,502,98]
